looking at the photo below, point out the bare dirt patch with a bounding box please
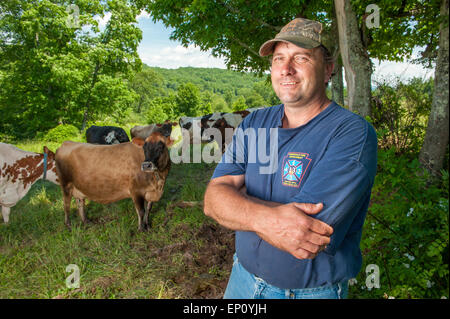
[150,222,235,298]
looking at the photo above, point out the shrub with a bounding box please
[43,124,80,143]
[371,77,433,154]
[349,148,449,299]
[232,96,247,112]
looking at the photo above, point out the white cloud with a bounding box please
[372,59,434,85]
[94,12,111,28]
[371,46,434,84]
[138,44,227,69]
[136,10,151,20]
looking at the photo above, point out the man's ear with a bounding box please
[325,62,335,84]
[132,137,145,147]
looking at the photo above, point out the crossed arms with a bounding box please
[203,174,333,260]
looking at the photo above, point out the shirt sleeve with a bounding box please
[291,118,378,256]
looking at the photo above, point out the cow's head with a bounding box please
[179,116,193,131]
[156,123,173,138]
[132,132,173,172]
[115,128,130,143]
[105,131,118,144]
[43,146,55,160]
[104,128,129,144]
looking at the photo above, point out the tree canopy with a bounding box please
[140,0,443,74]
[0,0,142,137]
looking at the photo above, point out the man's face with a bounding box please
[270,42,331,107]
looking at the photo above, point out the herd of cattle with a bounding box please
[0,108,261,229]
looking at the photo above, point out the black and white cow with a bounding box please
[86,125,130,145]
[179,107,264,152]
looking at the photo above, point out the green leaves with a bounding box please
[0,0,142,137]
[44,124,80,143]
[354,146,449,299]
[371,77,434,154]
[175,82,202,117]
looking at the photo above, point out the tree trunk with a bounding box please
[419,0,449,178]
[81,63,101,131]
[328,10,345,107]
[334,0,372,118]
[332,57,345,106]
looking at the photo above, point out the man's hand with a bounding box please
[254,202,333,260]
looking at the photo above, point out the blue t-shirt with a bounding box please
[211,102,378,289]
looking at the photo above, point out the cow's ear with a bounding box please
[132,137,145,147]
[166,137,174,148]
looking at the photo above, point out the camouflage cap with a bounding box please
[259,18,323,56]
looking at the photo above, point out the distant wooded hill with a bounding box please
[146,65,270,95]
[128,65,280,124]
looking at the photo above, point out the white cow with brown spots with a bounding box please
[0,143,59,223]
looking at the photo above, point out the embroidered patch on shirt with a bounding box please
[281,152,312,188]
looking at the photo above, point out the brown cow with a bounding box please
[55,132,172,231]
[130,121,178,140]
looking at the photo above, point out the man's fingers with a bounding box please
[309,219,333,236]
[305,231,331,246]
[292,247,318,260]
[293,202,333,236]
[293,202,323,215]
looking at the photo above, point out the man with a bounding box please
[203,18,377,299]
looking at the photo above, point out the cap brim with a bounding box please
[259,37,321,56]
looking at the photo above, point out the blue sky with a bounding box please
[97,11,435,82]
[135,12,227,69]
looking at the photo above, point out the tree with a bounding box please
[0,0,142,137]
[224,89,234,107]
[80,0,142,130]
[146,98,169,124]
[334,0,372,117]
[328,7,344,107]
[245,92,266,109]
[232,96,247,112]
[252,80,279,106]
[199,91,213,115]
[175,82,201,117]
[419,0,449,178]
[129,67,164,113]
[211,94,230,113]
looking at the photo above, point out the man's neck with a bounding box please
[282,97,331,129]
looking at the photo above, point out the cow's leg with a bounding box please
[144,201,153,230]
[62,189,72,229]
[1,206,11,224]
[76,198,87,224]
[132,196,146,232]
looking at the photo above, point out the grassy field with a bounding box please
[0,153,234,299]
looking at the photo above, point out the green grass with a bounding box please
[0,157,234,299]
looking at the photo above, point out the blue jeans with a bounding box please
[224,254,348,299]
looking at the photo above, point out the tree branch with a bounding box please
[218,0,282,32]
